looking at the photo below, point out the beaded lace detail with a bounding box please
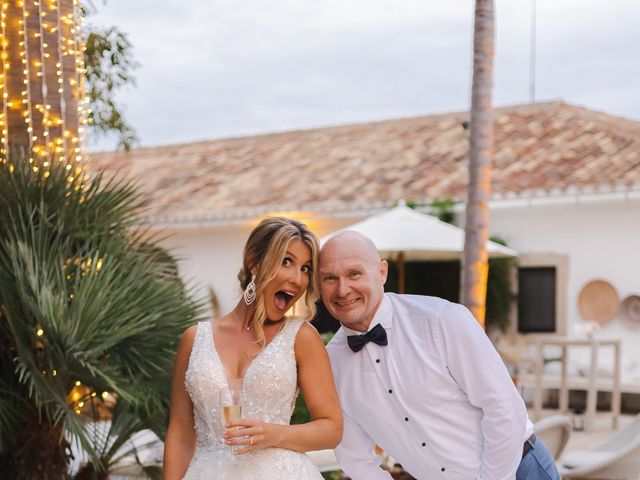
[182,319,322,479]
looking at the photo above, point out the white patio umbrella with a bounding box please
[321,201,518,293]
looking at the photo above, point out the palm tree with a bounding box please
[461,0,495,328]
[1,2,194,477]
[0,156,201,478]
[2,0,86,163]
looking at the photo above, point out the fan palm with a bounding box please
[0,157,202,478]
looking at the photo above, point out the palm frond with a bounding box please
[0,156,204,476]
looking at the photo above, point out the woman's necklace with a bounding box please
[232,310,252,332]
[231,311,257,360]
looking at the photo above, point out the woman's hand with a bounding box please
[224,418,284,455]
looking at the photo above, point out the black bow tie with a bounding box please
[347,323,388,352]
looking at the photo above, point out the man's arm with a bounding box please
[334,411,393,480]
[439,302,527,480]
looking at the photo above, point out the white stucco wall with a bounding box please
[159,223,248,316]
[488,195,640,380]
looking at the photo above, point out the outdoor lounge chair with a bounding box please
[559,413,640,479]
[534,414,572,460]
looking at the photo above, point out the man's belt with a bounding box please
[522,433,537,458]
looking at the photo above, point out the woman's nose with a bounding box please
[289,268,302,286]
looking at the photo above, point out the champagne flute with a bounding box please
[220,378,243,452]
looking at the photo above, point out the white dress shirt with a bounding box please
[326,293,534,480]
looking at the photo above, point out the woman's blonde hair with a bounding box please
[238,217,319,346]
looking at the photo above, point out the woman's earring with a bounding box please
[243,274,256,305]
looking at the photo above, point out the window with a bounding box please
[518,267,556,333]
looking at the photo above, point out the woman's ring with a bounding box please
[249,436,253,446]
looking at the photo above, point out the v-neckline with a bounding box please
[207,320,289,390]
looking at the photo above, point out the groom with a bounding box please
[319,231,560,480]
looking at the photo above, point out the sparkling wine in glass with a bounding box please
[221,403,242,425]
[220,377,243,425]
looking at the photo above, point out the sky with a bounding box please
[87,0,640,152]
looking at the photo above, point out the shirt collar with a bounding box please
[341,293,393,336]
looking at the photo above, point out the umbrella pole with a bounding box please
[398,252,405,294]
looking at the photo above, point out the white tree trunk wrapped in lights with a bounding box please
[0,0,88,173]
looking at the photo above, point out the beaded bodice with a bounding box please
[185,319,302,452]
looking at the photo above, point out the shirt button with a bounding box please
[441,467,446,472]
[421,442,426,447]
[404,417,409,422]
[388,389,393,394]
[376,359,381,363]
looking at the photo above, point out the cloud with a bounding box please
[87,0,640,151]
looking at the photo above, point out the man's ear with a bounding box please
[379,260,388,285]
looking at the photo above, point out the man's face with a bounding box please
[318,234,387,332]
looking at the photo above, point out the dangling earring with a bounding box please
[243,273,256,305]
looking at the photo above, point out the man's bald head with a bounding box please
[318,230,387,332]
[321,230,381,264]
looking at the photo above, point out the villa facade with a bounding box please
[92,100,640,385]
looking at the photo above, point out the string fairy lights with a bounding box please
[1,1,9,161]
[0,0,87,172]
[67,379,116,417]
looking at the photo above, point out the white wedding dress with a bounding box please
[182,319,323,479]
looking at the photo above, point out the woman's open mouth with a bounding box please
[274,290,296,310]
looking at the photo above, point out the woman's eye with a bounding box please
[301,265,311,274]
[282,257,292,266]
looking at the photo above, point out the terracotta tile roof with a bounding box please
[90,101,640,222]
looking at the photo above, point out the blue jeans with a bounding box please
[516,436,561,480]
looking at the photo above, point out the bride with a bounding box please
[163,217,343,479]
